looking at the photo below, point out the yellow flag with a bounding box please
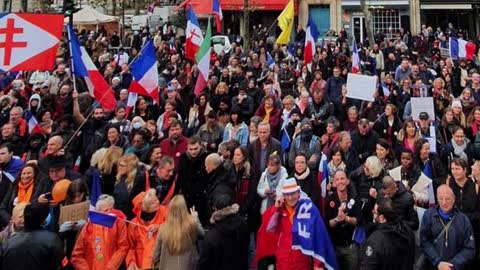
[276,0,294,45]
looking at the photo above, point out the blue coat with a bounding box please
[420,207,476,269]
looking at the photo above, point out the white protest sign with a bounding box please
[411,97,435,121]
[346,73,377,102]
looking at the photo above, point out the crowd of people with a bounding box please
[0,17,478,270]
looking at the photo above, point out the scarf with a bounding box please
[266,168,282,190]
[451,137,469,162]
[327,161,346,178]
[294,167,310,181]
[264,107,273,123]
[163,113,170,130]
[472,120,480,137]
[17,180,34,204]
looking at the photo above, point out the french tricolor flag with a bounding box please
[68,25,117,112]
[351,40,360,73]
[67,25,117,112]
[125,92,138,119]
[26,111,42,134]
[304,15,319,66]
[449,37,476,60]
[129,40,159,103]
[317,153,329,214]
[213,0,223,33]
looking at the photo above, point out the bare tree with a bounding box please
[360,0,374,49]
[243,0,250,51]
[112,0,117,15]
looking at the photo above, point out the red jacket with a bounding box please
[159,136,188,167]
[255,206,322,270]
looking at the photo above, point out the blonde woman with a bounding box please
[152,195,203,270]
[86,146,123,196]
[126,189,168,270]
[113,153,146,219]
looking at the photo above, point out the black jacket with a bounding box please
[197,205,249,270]
[0,229,64,270]
[420,207,476,270]
[291,170,320,207]
[177,151,209,225]
[248,138,282,181]
[379,182,419,230]
[359,219,415,270]
[207,166,236,210]
[351,130,380,164]
[0,180,41,228]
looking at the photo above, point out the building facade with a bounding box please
[419,0,480,38]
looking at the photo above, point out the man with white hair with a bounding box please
[8,106,27,138]
[205,153,235,214]
[420,185,476,270]
[71,194,129,270]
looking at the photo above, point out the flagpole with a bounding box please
[67,24,78,94]
[63,36,150,149]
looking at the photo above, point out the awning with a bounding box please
[175,0,290,15]
[420,4,472,9]
[222,0,290,11]
[341,0,409,6]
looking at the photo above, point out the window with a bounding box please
[371,9,401,41]
[3,0,9,12]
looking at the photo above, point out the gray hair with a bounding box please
[365,156,383,178]
[258,121,271,132]
[96,194,115,211]
[206,153,222,168]
[11,106,23,115]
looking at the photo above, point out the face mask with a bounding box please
[132,122,141,130]
[302,129,313,141]
[140,210,157,222]
[292,119,299,127]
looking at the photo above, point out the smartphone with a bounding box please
[44,192,53,201]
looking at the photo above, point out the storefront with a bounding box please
[420,0,480,38]
[340,0,411,43]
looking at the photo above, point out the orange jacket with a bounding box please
[71,218,129,270]
[125,206,168,268]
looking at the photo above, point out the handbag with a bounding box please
[414,215,455,270]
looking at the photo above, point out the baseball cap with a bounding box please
[419,112,429,120]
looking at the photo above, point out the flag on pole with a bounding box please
[280,128,291,152]
[90,169,102,209]
[194,18,212,97]
[125,92,138,119]
[317,153,329,214]
[275,0,294,45]
[0,13,63,72]
[423,160,436,208]
[26,111,42,134]
[266,52,275,69]
[352,40,360,73]
[68,25,117,111]
[304,15,319,65]
[212,0,223,33]
[449,37,476,60]
[129,40,160,103]
[88,210,117,228]
[185,7,203,61]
